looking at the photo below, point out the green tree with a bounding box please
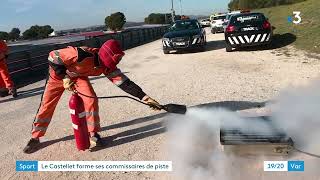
[9,28,20,40]
[239,0,250,9]
[23,26,38,39]
[228,0,240,10]
[0,31,10,40]
[145,13,172,24]
[105,12,126,31]
[38,25,54,38]
[22,25,53,39]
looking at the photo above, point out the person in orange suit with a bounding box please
[0,40,17,98]
[23,39,161,153]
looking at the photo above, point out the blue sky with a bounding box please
[0,0,229,32]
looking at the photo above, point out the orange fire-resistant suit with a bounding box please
[0,40,15,92]
[32,41,148,138]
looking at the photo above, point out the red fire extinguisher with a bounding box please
[69,93,90,151]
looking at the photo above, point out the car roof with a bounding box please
[213,14,227,17]
[229,10,241,14]
[231,12,264,18]
[227,12,240,17]
[175,19,198,23]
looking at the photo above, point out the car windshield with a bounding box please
[230,13,265,26]
[213,16,226,20]
[171,21,200,31]
[226,15,232,20]
[226,13,240,20]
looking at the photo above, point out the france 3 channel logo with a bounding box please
[287,11,302,24]
[264,161,304,172]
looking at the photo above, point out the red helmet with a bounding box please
[0,40,8,54]
[98,39,125,72]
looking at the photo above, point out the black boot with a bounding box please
[23,138,40,154]
[8,87,18,98]
[90,133,104,147]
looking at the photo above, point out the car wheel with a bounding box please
[199,45,206,52]
[225,42,233,52]
[265,41,273,50]
[163,50,170,54]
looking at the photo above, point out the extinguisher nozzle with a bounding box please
[162,104,187,114]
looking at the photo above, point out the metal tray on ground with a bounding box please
[220,116,294,155]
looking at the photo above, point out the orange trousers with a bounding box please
[0,59,14,90]
[32,70,100,138]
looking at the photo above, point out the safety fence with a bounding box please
[7,26,169,87]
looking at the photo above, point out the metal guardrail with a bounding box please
[6,26,169,87]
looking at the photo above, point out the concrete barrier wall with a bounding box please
[6,26,169,87]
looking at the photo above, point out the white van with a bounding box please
[210,14,227,34]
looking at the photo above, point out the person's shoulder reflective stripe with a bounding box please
[54,50,64,64]
[49,46,78,66]
[48,50,64,65]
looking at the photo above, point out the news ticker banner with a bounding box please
[16,161,172,172]
[17,160,304,172]
[264,161,304,172]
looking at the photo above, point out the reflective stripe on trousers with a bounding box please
[32,72,101,138]
[85,111,100,132]
[32,118,52,138]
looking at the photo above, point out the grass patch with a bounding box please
[254,0,320,54]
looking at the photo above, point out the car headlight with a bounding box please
[163,38,170,42]
[163,38,171,47]
[193,35,201,39]
[192,35,201,44]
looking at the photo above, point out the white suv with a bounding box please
[200,19,211,27]
[222,11,242,30]
[210,14,227,34]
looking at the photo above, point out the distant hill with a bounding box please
[124,22,145,27]
[187,15,210,20]
[56,22,145,35]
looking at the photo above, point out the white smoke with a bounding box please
[166,108,264,180]
[269,80,320,155]
[166,79,320,180]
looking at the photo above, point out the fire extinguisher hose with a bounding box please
[74,89,156,108]
[73,89,187,114]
